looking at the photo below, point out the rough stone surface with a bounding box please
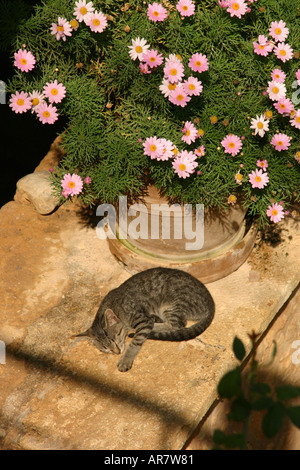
[0,142,299,450]
[16,171,59,215]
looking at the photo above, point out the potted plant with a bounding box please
[7,0,300,279]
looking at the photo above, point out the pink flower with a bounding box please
[156,139,174,161]
[168,85,191,107]
[142,49,164,68]
[147,2,168,22]
[194,145,206,157]
[36,103,59,124]
[163,60,185,84]
[271,68,286,83]
[43,80,66,104]
[183,77,203,96]
[84,176,92,184]
[290,110,300,130]
[221,134,243,156]
[159,78,177,97]
[256,159,268,171]
[296,68,300,87]
[188,53,209,73]
[266,203,285,223]
[253,35,273,57]
[139,62,151,74]
[270,133,291,151]
[267,80,286,101]
[182,121,198,145]
[61,173,83,196]
[29,90,46,112]
[172,151,198,178]
[74,0,95,23]
[176,0,195,17]
[143,136,164,159]
[9,91,32,114]
[273,42,293,63]
[273,98,294,115]
[14,49,36,72]
[227,0,248,19]
[218,0,230,7]
[50,17,72,41]
[85,11,108,33]
[269,20,289,43]
[248,169,269,189]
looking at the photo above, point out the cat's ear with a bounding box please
[104,308,119,328]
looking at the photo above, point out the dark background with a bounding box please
[0,0,66,207]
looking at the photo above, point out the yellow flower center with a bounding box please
[280,49,286,56]
[150,56,156,62]
[177,94,184,101]
[229,142,235,148]
[272,86,279,94]
[170,68,177,76]
[280,103,286,109]
[173,148,178,155]
[229,195,237,203]
[51,88,58,95]
[68,181,75,188]
[188,83,195,90]
[274,73,280,79]
[135,45,143,53]
[183,5,188,10]
[195,61,202,67]
[179,163,186,171]
[57,25,64,32]
[32,98,39,106]
[296,116,300,123]
[265,110,273,119]
[80,6,87,15]
[153,10,159,16]
[198,129,204,137]
[168,83,176,90]
[186,129,190,136]
[93,19,100,26]
[70,19,79,29]
[43,111,50,118]
[272,209,278,216]
[236,173,243,181]
[232,3,239,10]
[259,45,265,50]
[277,141,283,146]
[20,58,27,65]
[275,28,282,35]
[150,144,157,152]
[257,122,264,129]
[17,99,24,106]
[255,176,261,182]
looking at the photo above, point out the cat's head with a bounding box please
[73,308,127,355]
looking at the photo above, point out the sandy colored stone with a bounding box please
[16,171,59,215]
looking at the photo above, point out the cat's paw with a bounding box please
[117,358,133,372]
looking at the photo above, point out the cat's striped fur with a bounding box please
[75,267,215,372]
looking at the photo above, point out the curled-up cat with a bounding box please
[73,267,215,372]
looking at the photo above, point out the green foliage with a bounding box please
[213,334,300,449]
[6,0,300,223]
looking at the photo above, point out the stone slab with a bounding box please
[0,174,299,449]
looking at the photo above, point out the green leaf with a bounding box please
[286,406,300,429]
[251,382,271,396]
[252,396,274,411]
[212,429,226,445]
[228,396,251,422]
[212,430,245,449]
[218,367,242,399]
[262,402,286,438]
[276,386,300,401]
[233,337,246,361]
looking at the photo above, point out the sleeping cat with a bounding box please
[73,267,215,372]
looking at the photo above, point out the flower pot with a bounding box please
[107,186,257,283]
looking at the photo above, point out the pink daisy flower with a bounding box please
[74,0,95,23]
[271,68,286,83]
[14,49,36,72]
[218,0,230,7]
[9,91,32,114]
[269,20,289,43]
[84,176,92,184]
[188,53,209,73]
[270,133,291,151]
[290,110,300,130]
[267,80,286,101]
[221,134,243,156]
[253,35,273,57]
[194,145,206,157]
[172,151,198,178]
[256,159,268,171]
[163,60,185,84]
[142,49,164,68]
[248,169,269,189]
[36,103,59,124]
[143,136,164,159]
[159,78,177,97]
[168,85,191,107]
[85,10,108,33]
[296,69,300,87]
[266,202,285,223]
[29,90,46,113]
[128,37,150,61]
[157,139,174,161]
[227,0,248,19]
[176,0,195,17]
[273,98,294,115]
[43,80,66,104]
[139,62,151,74]
[61,173,83,197]
[274,42,293,63]
[50,17,72,41]
[182,121,198,145]
[147,2,168,22]
[183,77,203,96]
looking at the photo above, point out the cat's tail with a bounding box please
[147,312,214,342]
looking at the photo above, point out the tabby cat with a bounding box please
[74,267,215,372]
